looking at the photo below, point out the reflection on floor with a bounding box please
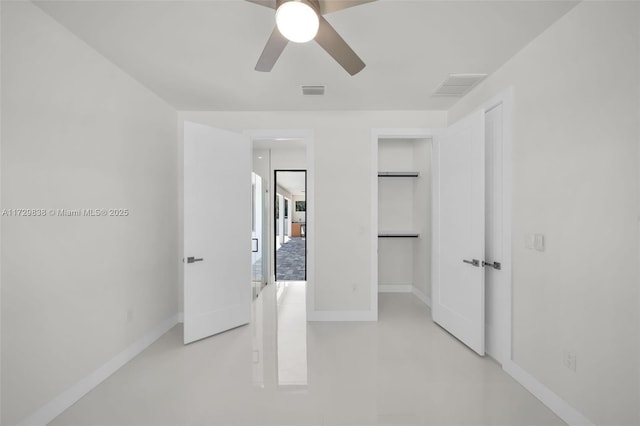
[276,281,307,386]
[50,289,564,426]
[275,237,305,281]
[252,256,263,299]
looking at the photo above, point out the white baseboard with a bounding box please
[378,284,412,293]
[19,314,179,426]
[503,361,594,426]
[308,309,377,321]
[411,286,432,307]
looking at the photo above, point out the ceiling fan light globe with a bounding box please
[275,1,319,43]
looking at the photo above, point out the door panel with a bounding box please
[183,121,251,344]
[433,110,485,355]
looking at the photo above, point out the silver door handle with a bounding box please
[463,259,480,267]
[482,260,501,270]
[251,238,258,253]
[186,256,203,264]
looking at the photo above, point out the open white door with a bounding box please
[432,110,485,355]
[183,121,251,344]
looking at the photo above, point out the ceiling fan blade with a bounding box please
[315,16,365,75]
[255,27,288,72]
[319,0,376,15]
[245,0,276,9]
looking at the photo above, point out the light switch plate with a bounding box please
[534,234,545,251]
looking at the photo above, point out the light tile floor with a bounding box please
[50,285,564,425]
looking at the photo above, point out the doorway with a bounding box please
[274,170,307,282]
[375,137,432,303]
[430,89,513,363]
[246,130,314,320]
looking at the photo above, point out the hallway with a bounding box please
[275,237,306,281]
[50,287,563,425]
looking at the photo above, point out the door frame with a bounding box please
[371,87,513,363]
[274,169,307,282]
[244,129,315,321]
[371,128,436,322]
[437,87,513,363]
[476,87,513,364]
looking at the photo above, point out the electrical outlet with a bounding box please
[525,234,535,249]
[563,350,577,372]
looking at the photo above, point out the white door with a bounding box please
[183,121,251,344]
[432,110,486,355]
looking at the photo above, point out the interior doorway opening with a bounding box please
[274,170,307,282]
[249,132,313,321]
[375,136,433,306]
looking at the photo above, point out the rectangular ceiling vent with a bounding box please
[302,85,326,96]
[431,74,487,97]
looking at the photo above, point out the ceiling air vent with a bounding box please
[301,85,326,96]
[432,74,487,97]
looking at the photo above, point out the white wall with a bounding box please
[292,195,306,224]
[1,2,179,424]
[450,2,640,424]
[181,111,446,314]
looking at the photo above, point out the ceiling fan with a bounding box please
[246,0,374,76]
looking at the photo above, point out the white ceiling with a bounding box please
[34,0,577,111]
[276,171,306,196]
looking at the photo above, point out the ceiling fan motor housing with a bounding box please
[254,0,367,75]
[277,0,321,15]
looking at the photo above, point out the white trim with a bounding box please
[378,284,412,293]
[431,127,442,324]
[307,310,377,321]
[499,89,514,363]
[18,314,179,426]
[371,128,435,322]
[411,286,432,307]
[479,87,514,365]
[373,128,436,140]
[370,128,379,321]
[503,361,594,426]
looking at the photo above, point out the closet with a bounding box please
[377,137,431,301]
